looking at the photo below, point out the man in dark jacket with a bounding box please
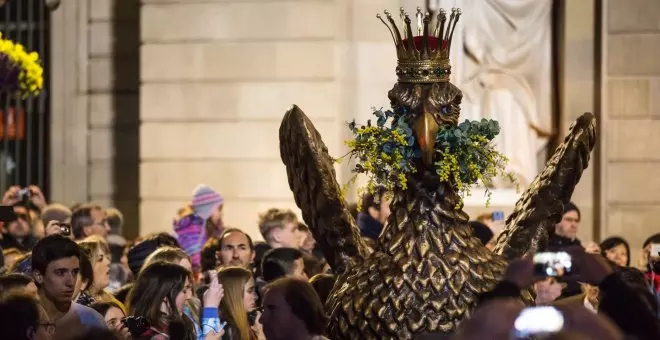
[547,202,583,298]
[548,202,582,249]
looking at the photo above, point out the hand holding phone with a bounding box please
[533,252,573,277]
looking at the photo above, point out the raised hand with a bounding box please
[2,186,20,205]
[203,270,224,308]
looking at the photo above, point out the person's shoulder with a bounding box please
[71,302,107,328]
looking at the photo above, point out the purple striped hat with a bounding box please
[191,184,224,220]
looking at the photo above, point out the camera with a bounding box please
[122,316,150,338]
[17,188,32,200]
[56,222,71,236]
[533,252,573,277]
[247,307,263,326]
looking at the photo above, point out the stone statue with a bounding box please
[279,7,595,339]
[455,0,554,187]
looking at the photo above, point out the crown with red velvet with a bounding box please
[378,7,461,84]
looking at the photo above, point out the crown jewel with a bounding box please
[377,7,461,84]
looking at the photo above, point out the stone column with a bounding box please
[51,0,140,237]
[602,0,660,257]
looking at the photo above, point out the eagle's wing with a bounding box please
[493,112,597,260]
[279,105,370,275]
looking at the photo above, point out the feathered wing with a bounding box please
[279,105,370,275]
[493,112,597,260]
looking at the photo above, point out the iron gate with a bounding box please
[0,0,51,199]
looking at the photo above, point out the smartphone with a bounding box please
[650,243,660,259]
[533,252,573,277]
[0,205,17,222]
[491,211,505,222]
[513,306,564,337]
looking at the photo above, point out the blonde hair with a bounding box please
[218,266,253,340]
[77,237,110,292]
[258,208,298,242]
[141,246,191,276]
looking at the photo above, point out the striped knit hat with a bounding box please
[191,184,224,220]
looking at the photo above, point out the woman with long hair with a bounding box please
[141,246,223,340]
[90,301,130,339]
[217,266,262,340]
[127,261,196,339]
[78,235,126,310]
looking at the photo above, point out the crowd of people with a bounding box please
[0,184,658,339]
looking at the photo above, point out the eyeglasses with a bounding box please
[40,323,56,335]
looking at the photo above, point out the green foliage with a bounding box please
[342,108,417,194]
[435,119,515,207]
[343,110,515,207]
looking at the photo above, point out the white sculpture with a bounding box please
[432,0,554,188]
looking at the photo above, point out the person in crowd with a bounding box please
[302,255,328,279]
[72,247,96,306]
[71,204,111,240]
[258,208,301,250]
[90,301,130,339]
[77,235,119,306]
[252,242,272,278]
[599,236,630,267]
[480,246,660,340]
[295,223,309,249]
[0,292,55,340]
[216,266,261,340]
[261,248,308,283]
[174,185,224,274]
[3,247,24,270]
[0,202,38,251]
[31,235,106,338]
[105,208,123,235]
[127,261,197,339]
[260,277,328,340]
[641,233,660,311]
[549,202,581,249]
[356,186,391,245]
[216,228,255,269]
[107,233,129,293]
[9,252,33,275]
[72,328,123,340]
[299,223,317,255]
[468,221,494,249]
[140,246,223,340]
[547,202,583,298]
[452,298,622,340]
[0,273,38,298]
[34,203,72,239]
[201,237,221,273]
[309,274,336,307]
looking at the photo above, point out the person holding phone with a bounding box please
[641,233,660,316]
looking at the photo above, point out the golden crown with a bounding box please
[377,7,461,84]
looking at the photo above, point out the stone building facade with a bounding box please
[48,0,660,254]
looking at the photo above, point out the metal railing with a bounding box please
[0,0,51,198]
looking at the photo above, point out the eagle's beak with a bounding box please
[412,110,439,166]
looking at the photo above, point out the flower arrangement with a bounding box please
[0,32,44,97]
[343,107,515,207]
